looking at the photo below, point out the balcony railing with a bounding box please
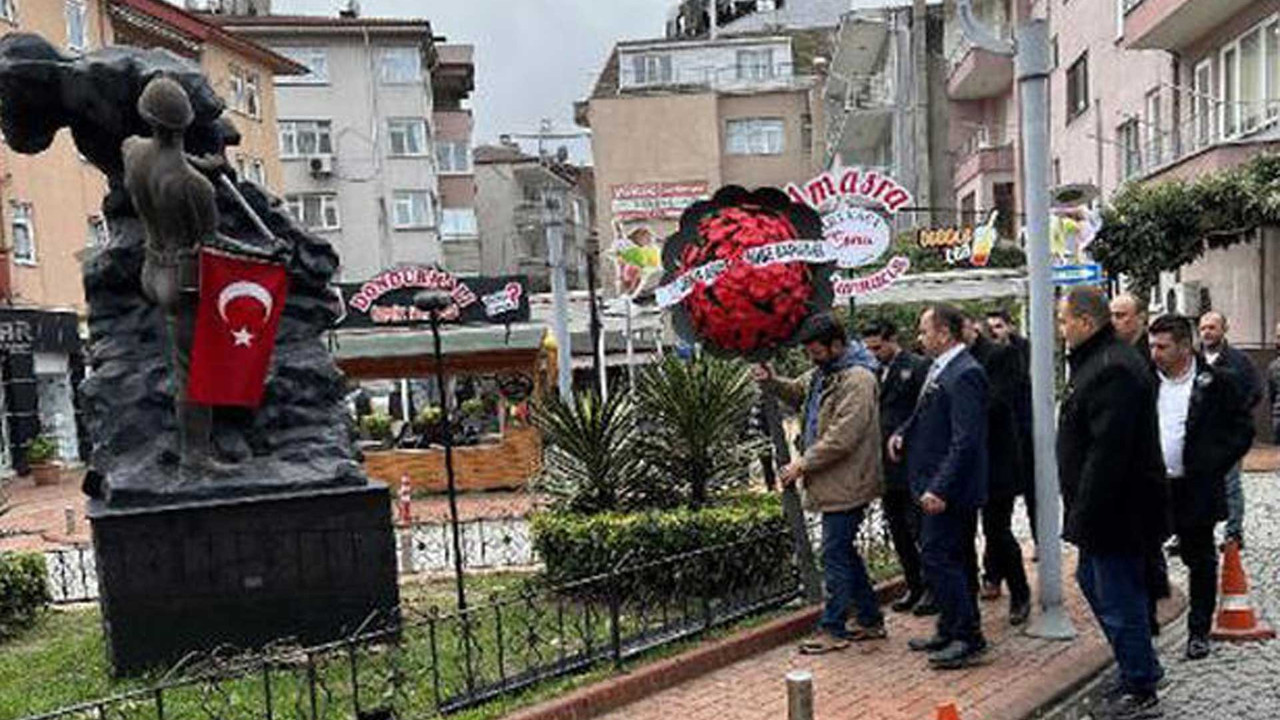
[617,61,813,93]
[1120,96,1280,181]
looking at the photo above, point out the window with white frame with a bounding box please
[275,47,328,84]
[441,208,478,240]
[10,202,34,263]
[229,66,261,118]
[1066,52,1089,121]
[436,140,471,173]
[87,216,108,248]
[65,0,87,52]
[388,118,428,156]
[279,120,333,158]
[0,0,15,23]
[1194,60,1214,148]
[736,49,773,80]
[392,191,433,229]
[380,47,421,84]
[725,118,784,155]
[630,53,673,86]
[1268,20,1280,119]
[1118,119,1141,179]
[1218,15,1280,138]
[249,158,265,186]
[1144,89,1162,167]
[1223,46,1239,137]
[285,193,340,230]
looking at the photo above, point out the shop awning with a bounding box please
[331,323,545,378]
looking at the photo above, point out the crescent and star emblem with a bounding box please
[217,281,274,348]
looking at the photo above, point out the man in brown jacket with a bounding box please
[755,314,884,653]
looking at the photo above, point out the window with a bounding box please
[959,192,976,226]
[392,191,433,229]
[1051,36,1059,69]
[65,1,87,52]
[1118,119,1141,179]
[279,120,333,158]
[631,53,673,86]
[441,208,478,239]
[388,119,428,156]
[736,49,773,80]
[87,216,108,248]
[275,47,328,84]
[0,0,15,23]
[229,67,260,118]
[1066,52,1089,121]
[1240,29,1262,132]
[10,202,34,264]
[726,118,784,155]
[436,140,471,173]
[1268,21,1280,119]
[1145,89,1162,167]
[285,194,340,230]
[1223,47,1238,136]
[237,155,266,186]
[1053,158,1062,186]
[380,47,421,84]
[1194,60,1214,148]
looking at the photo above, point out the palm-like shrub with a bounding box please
[633,354,764,510]
[532,390,654,514]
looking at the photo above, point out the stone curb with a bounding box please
[502,577,908,720]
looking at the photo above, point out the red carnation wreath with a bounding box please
[660,186,833,359]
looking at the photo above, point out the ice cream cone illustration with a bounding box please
[971,210,998,267]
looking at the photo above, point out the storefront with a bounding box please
[0,308,84,475]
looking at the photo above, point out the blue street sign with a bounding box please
[1052,263,1103,286]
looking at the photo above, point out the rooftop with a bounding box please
[110,0,307,73]
[208,14,433,31]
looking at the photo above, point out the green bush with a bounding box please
[25,437,56,465]
[0,553,50,639]
[359,413,393,441]
[530,494,791,601]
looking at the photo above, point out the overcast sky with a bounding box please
[271,0,673,163]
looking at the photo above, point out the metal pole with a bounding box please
[786,670,814,720]
[585,234,606,399]
[956,1,1073,640]
[545,189,573,402]
[624,295,636,394]
[761,389,822,603]
[431,312,467,612]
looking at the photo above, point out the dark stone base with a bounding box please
[88,483,399,676]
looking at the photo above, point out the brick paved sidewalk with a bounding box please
[595,548,1184,720]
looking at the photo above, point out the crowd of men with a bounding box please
[758,286,1260,720]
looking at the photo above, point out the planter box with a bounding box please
[28,463,60,486]
[363,425,541,492]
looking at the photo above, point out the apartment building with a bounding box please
[432,44,480,275]
[213,12,441,283]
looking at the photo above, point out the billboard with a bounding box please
[334,266,530,329]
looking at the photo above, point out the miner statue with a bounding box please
[122,76,218,476]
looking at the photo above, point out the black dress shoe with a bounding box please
[892,589,924,613]
[1009,597,1031,626]
[928,638,988,669]
[912,592,940,616]
[1185,636,1211,660]
[908,634,950,652]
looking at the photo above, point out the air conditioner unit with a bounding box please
[1164,281,1203,316]
[308,154,334,177]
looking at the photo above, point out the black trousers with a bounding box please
[1176,524,1218,639]
[882,482,924,593]
[922,507,983,643]
[980,493,1031,603]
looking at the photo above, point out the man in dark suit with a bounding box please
[1057,287,1167,719]
[985,309,1036,549]
[1149,315,1254,660]
[966,318,1031,626]
[1198,311,1260,549]
[861,319,931,614]
[889,304,989,669]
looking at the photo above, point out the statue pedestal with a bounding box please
[88,483,399,675]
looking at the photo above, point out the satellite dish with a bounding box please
[1051,183,1100,207]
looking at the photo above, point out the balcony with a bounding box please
[617,61,814,95]
[947,38,1014,101]
[1124,98,1280,183]
[954,140,1015,189]
[1123,0,1257,51]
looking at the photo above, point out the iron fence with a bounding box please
[17,529,801,720]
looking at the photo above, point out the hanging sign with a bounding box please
[334,267,530,328]
[832,255,911,299]
[610,181,710,221]
[917,211,999,267]
[784,167,912,269]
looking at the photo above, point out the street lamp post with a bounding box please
[956,0,1075,640]
[414,290,468,614]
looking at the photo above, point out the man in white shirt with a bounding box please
[1149,315,1253,660]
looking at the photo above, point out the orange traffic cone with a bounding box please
[1210,541,1275,641]
[936,701,961,720]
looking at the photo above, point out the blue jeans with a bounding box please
[820,507,883,636]
[1076,551,1164,695]
[1224,461,1244,539]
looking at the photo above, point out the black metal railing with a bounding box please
[17,530,801,720]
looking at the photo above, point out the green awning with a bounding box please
[331,323,546,361]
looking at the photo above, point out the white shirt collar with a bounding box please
[1158,358,1197,386]
[930,343,965,377]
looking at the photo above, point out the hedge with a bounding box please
[0,552,50,639]
[530,494,793,602]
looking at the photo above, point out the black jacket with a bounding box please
[1208,343,1262,412]
[1057,325,1169,554]
[1159,359,1255,529]
[877,349,929,486]
[970,335,1026,499]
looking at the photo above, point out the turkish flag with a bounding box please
[187,248,289,408]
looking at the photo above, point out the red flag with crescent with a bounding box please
[187,247,289,407]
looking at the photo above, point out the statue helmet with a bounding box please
[137,76,194,131]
